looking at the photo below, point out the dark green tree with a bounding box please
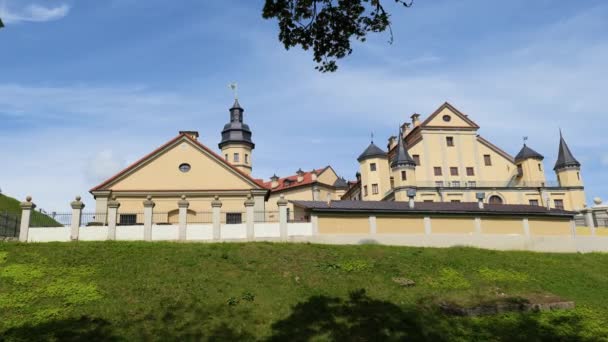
[263,0,413,72]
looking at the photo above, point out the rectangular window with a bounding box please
[484,154,492,166]
[226,213,242,224]
[423,200,434,203]
[451,200,461,203]
[446,136,454,147]
[225,154,228,160]
[234,153,240,162]
[538,163,542,171]
[529,199,539,206]
[412,155,421,166]
[517,164,523,176]
[401,170,407,181]
[245,154,249,164]
[450,167,459,176]
[390,177,395,189]
[370,163,377,171]
[364,185,368,197]
[434,167,442,176]
[554,199,564,210]
[451,181,461,187]
[467,181,477,188]
[435,181,444,187]
[372,184,379,195]
[577,172,580,180]
[119,214,137,225]
[466,167,475,176]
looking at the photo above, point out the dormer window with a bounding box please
[370,163,377,171]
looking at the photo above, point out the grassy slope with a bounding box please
[0,194,61,227]
[0,242,607,341]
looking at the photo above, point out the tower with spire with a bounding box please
[553,131,585,210]
[390,129,417,201]
[219,98,255,175]
[514,139,546,187]
[357,135,390,201]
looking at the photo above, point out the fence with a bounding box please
[0,211,20,238]
[30,212,71,227]
[255,211,279,223]
[189,211,213,224]
[220,211,246,224]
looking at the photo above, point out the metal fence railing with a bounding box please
[595,218,608,228]
[0,211,20,238]
[189,211,213,224]
[152,212,171,225]
[30,212,70,228]
[255,211,279,223]
[81,212,108,226]
[288,211,311,223]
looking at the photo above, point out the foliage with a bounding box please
[263,0,413,72]
[0,242,607,340]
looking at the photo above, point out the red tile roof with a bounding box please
[262,167,329,192]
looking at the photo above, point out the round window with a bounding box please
[442,115,451,122]
[179,163,191,173]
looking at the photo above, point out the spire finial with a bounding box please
[228,82,238,100]
[523,136,528,146]
[371,132,374,144]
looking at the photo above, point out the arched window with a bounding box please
[488,195,503,205]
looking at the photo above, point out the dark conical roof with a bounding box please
[357,142,387,162]
[219,99,254,149]
[515,144,544,163]
[391,131,416,168]
[554,132,580,170]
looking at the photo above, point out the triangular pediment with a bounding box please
[91,134,264,192]
[421,102,480,129]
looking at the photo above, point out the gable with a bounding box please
[93,135,262,191]
[421,102,480,129]
[317,166,338,185]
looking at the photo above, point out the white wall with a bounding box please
[116,225,145,240]
[152,225,179,241]
[187,224,213,240]
[220,223,247,239]
[28,227,70,242]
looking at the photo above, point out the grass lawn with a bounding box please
[1,242,607,341]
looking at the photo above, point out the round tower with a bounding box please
[219,99,254,175]
[357,140,389,201]
[390,130,417,202]
[514,142,546,187]
[554,131,585,210]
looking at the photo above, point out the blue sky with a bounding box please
[1,0,607,211]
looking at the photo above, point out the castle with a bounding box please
[90,99,585,224]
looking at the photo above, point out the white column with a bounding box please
[424,216,432,235]
[70,196,85,241]
[369,215,377,235]
[178,195,189,241]
[107,197,120,240]
[522,218,530,237]
[19,196,36,242]
[311,215,319,235]
[143,195,155,241]
[474,217,482,235]
[277,195,288,241]
[244,195,255,241]
[211,196,222,241]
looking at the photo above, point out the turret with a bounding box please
[390,130,417,202]
[357,139,389,201]
[554,131,585,211]
[514,142,546,187]
[219,99,254,175]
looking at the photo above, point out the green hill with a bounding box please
[0,193,61,227]
[0,243,607,340]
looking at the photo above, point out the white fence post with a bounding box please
[424,216,432,235]
[107,197,120,240]
[277,195,288,241]
[244,195,255,241]
[70,196,85,241]
[143,195,155,241]
[19,196,35,242]
[178,195,189,241]
[211,196,222,241]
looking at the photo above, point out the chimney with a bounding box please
[407,189,417,209]
[402,122,411,136]
[476,192,485,209]
[271,174,280,189]
[388,136,398,151]
[179,131,199,140]
[411,114,421,127]
[311,169,318,181]
[296,168,305,183]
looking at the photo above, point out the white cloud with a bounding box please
[1,3,70,24]
[85,150,125,184]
